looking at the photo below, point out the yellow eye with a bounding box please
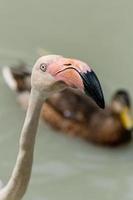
[40,63,47,72]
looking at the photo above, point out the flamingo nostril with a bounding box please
[64,63,71,66]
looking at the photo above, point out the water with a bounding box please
[0,0,133,199]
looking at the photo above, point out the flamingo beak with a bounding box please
[54,67,105,109]
[80,70,105,109]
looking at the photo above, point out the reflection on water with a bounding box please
[0,0,133,200]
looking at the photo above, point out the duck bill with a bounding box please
[120,107,133,130]
[80,70,105,109]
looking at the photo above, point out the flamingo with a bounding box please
[0,55,104,200]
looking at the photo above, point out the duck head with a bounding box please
[111,89,133,130]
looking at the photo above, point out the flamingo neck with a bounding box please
[0,88,45,200]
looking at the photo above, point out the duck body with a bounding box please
[42,89,132,146]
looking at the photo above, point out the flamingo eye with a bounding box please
[40,63,47,72]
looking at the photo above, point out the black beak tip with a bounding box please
[97,96,105,109]
[81,70,105,109]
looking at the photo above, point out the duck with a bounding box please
[2,62,132,146]
[43,88,133,145]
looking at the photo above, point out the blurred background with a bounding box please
[0,0,133,199]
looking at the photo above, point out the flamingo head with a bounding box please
[31,55,105,108]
